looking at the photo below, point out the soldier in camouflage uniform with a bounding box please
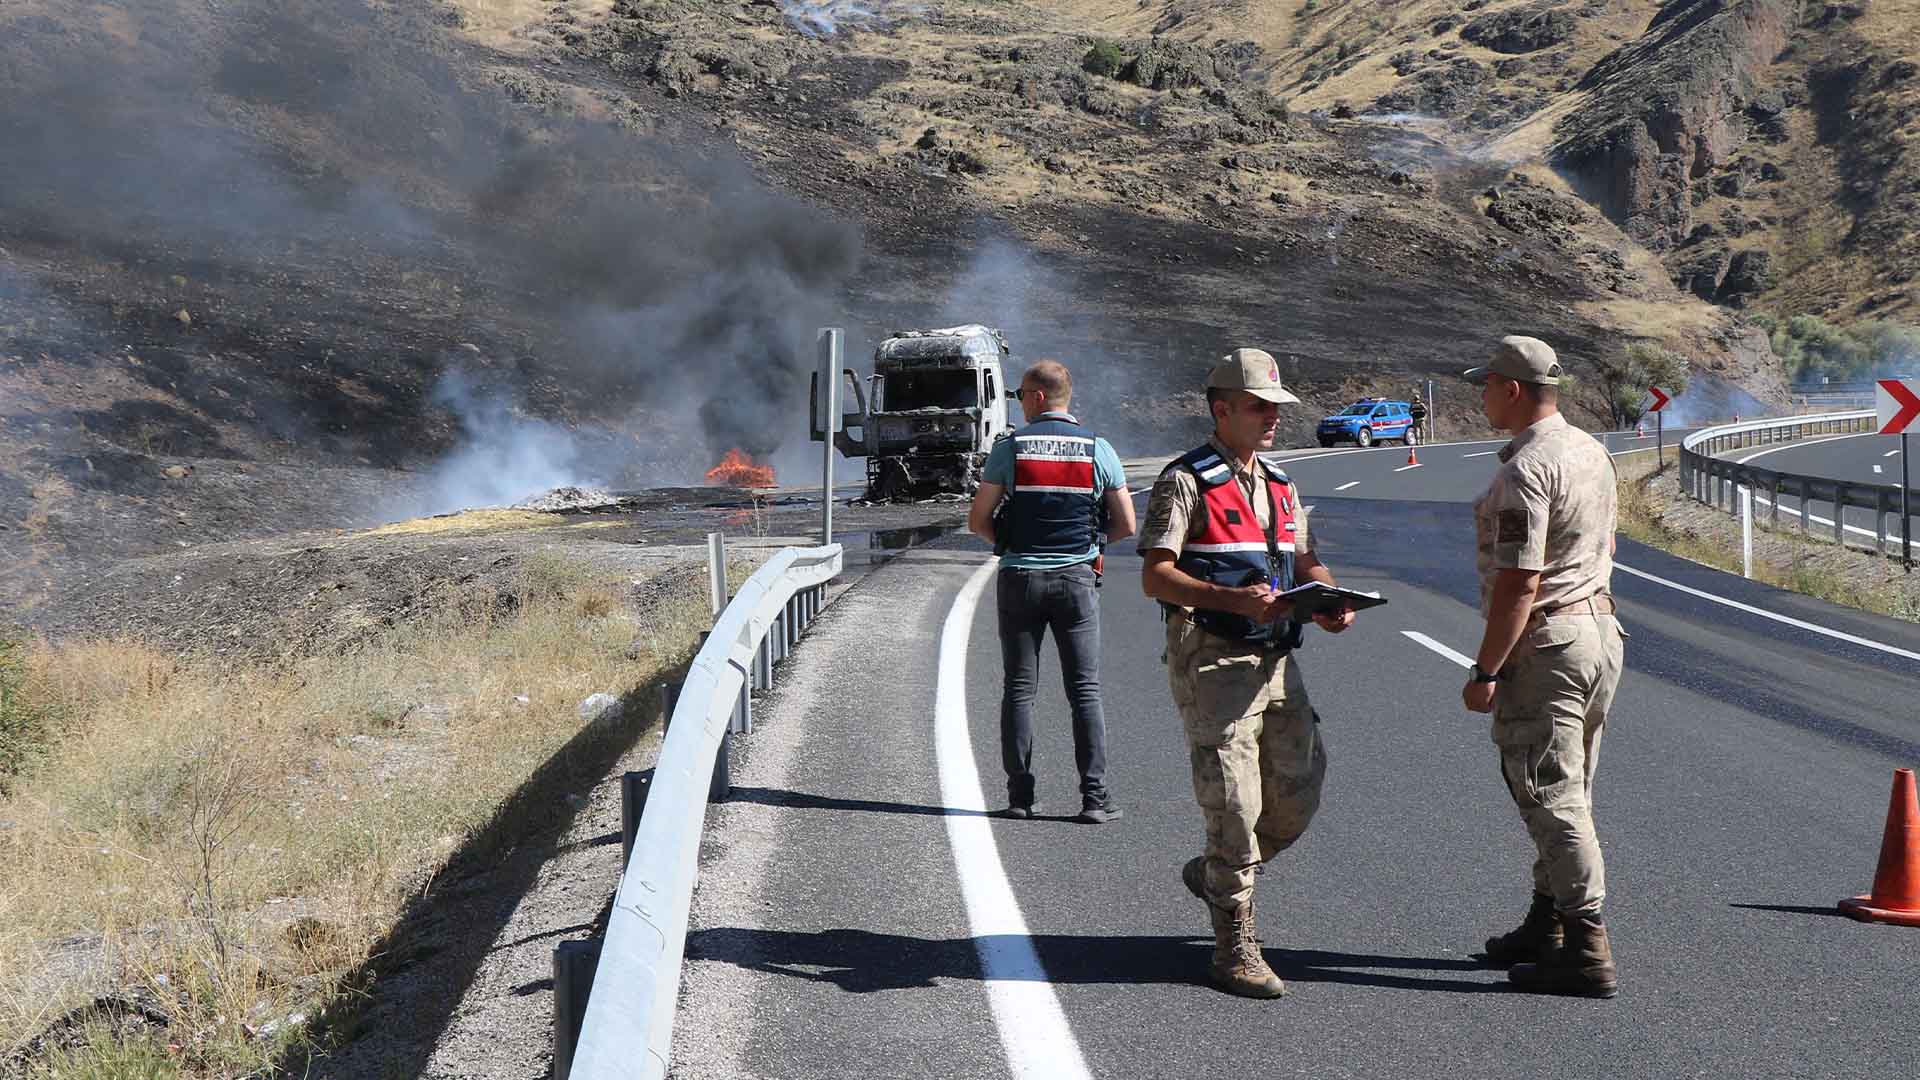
[1461,335,1627,999]
[1139,349,1360,999]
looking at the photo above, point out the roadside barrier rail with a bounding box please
[567,542,843,1080]
[1679,411,1914,555]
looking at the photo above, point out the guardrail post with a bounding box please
[1800,477,1810,535]
[733,683,751,733]
[621,769,654,865]
[757,636,774,690]
[708,532,728,618]
[1834,483,1847,547]
[1876,487,1890,557]
[553,939,602,1080]
[658,679,682,733]
[1739,485,1753,578]
[710,729,731,802]
[1771,476,1781,528]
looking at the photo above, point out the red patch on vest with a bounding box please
[1015,458,1095,491]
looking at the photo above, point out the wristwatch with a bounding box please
[1468,663,1500,684]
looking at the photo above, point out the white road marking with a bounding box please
[1732,432,1871,465]
[1335,481,1360,491]
[1402,630,1473,668]
[934,559,1093,1080]
[1393,462,1425,472]
[1614,563,1920,663]
[1875,464,1884,474]
[1461,451,1498,459]
[1887,449,1904,458]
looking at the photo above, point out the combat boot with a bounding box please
[1207,899,1285,999]
[1508,912,1618,998]
[1483,892,1563,966]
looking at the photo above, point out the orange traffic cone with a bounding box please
[1635,420,1645,438]
[1406,444,1419,466]
[1838,768,1920,927]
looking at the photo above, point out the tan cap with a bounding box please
[1463,335,1564,385]
[1207,347,1300,404]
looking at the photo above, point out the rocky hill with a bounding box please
[3,0,1914,613]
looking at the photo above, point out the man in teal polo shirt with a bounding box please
[967,359,1136,823]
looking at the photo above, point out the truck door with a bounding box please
[981,367,999,444]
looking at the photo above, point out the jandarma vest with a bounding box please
[1168,444,1303,648]
[999,414,1102,557]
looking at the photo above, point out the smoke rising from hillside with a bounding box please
[411,369,595,516]
[0,0,861,512]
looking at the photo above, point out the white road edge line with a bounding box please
[1402,631,1472,668]
[1334,481,1360,491]
[935,558,1094,1080]
[1614,562,1920,663]
[1461,451,1498,459]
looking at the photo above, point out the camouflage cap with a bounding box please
[1207,347,1300,404]
[1462,335,1564,386]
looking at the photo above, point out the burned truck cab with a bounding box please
[859,325,1013,499]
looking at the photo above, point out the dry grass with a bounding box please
[362,509,565,536]
[442,0,614,54]
[1615,450,1920,622]
[0,555,718,1075]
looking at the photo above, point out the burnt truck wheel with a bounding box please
[1356,428,1373,448]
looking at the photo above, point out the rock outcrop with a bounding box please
[1551,0,1793,250]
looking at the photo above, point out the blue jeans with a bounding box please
[996,562,1108,805]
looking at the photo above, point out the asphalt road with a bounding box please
[1707,431,1917,549]
[671,431,1920,1080]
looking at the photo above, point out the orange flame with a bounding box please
[706,449,777,489]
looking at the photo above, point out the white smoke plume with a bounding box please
[410,369,596,516]
[780,0,904,36]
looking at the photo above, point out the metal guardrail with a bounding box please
[567,542,843,1080]
[1679,411,1915,556]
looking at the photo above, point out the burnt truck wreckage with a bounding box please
[816,325,1015,501]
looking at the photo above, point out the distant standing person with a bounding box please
[1410,392,1429,442]
[967,359,1136,824]
[1460,335,1626,998]
[1138,348,1359,998]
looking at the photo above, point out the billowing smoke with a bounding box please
[781,1,896,37]
[0,0,862,517]
[1650,375,1770,428]
[411,369,593,516]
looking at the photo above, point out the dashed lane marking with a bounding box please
[1461,451,1498,459]
[1334,481,1360,491]
[1393,463,1424,472]
[1401,631,1472,668]
[934,558,1094,1080]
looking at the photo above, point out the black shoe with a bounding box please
[1075,798,1122,824]
[998,804,1037,820]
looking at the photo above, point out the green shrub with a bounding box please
[1766,313,1920,384]
[1082,39,1126,79]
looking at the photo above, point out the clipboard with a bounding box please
[1277,581,1389,620]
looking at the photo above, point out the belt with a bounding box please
[1536,594,1615,619]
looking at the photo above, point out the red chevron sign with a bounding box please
[1879,379,1920,435]
[1646,386,1671,413]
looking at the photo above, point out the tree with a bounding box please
[1596,343,1689,426]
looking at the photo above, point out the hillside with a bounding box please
[3,0,1915,612]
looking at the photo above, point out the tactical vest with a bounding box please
[1169,444,1303,649]
[999,414,1101,557]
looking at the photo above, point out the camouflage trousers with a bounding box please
[1168,615,1327,911]
[1491,611,1626,916]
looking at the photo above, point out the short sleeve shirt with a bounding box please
[1137,435,1313,560]
[1473,413,1617,615]
[985,413,1127,570]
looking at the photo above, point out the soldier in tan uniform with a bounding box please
[1461,335,1627,998]
[1138,349,1360,999]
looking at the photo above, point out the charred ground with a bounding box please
[7,0,1910,631]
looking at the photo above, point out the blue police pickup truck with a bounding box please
[1316,398,1418,448]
